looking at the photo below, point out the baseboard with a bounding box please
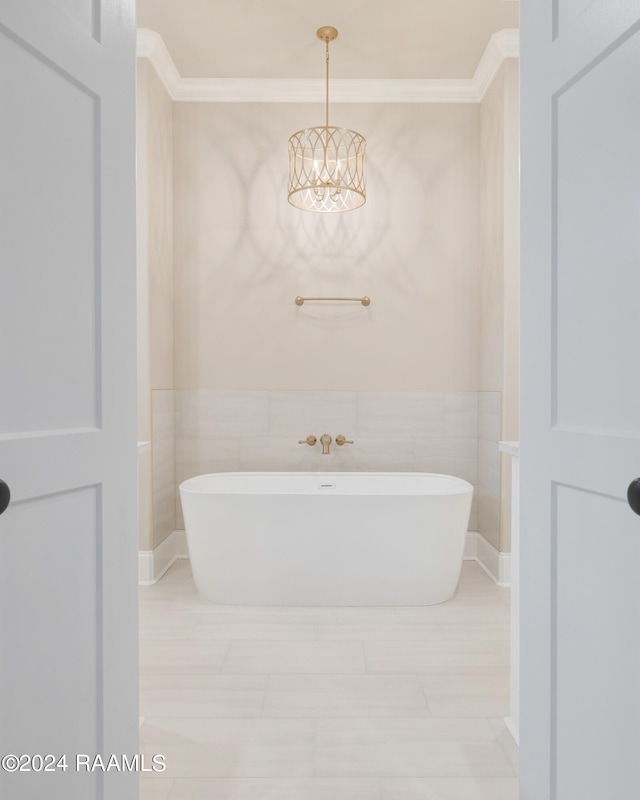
[464,530,478,559]
[141,531,509,587]
[138,530,188,585]
[503,715,519,745]
[464,531,511,587]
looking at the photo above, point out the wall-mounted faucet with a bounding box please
[320,434,332,455]
[298,434,355,455]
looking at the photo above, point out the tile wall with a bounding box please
[151,390,176,547]
[151,391,503,537]
[477,392,502,551]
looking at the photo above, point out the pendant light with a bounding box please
[288,26,367,212]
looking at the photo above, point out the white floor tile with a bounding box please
[192,615,318,641]
[434,604,509,624]
[418,671,510,717]
[139,613,199,641]
[222,641,367,674]
[140,718,315,779]
[139,640,230,674]
[140,675,267,718]
[379,777,518,800]
[140,776,175,800]
[315,718,515,778]
[170,595,284,616]
[363,641,509,674]
[139,556,516,790]
[318,621,446,642]
[488,718,519,773]
[263,675,431,718]
[167,777,381,800]
[440,623,510,642]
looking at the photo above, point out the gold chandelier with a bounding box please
[288,26,367,213]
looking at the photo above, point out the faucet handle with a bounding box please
[336,435,354,446]
[298,435,317,446]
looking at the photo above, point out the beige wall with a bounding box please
[147,65,175,392]
[173,103,480,392]
[501,59,521,555]
[137,59,175,549]
[478,65,505,553]
[478,59,520,552]
[479,68,505,395]
[136,63,521,557]
[502,60,520,447]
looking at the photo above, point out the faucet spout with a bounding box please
[320,434,332,455]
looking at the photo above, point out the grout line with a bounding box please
[312,717,318,777]
[217,640,233,673]
[361,640,370,674]
[258,672,269,718]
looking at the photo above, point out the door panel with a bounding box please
[554,0,597,37]
[50,0,98,38]
[554,484,640,797]
[1,488,101,798]
[554,32,640,433]
[0,1,137,798]
[1,28,99,435]
[521,1,640,798]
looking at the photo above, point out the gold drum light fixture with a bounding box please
[288,26,366,213]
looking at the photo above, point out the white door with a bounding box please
[0,2,138,799]
[520,2,640,798]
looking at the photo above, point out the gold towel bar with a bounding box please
[295,296,371,306]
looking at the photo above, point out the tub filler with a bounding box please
[179,472,473,606]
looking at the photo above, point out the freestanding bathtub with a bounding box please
[179,472,473,606]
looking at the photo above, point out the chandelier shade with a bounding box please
[288,126,366,212]
[287,27,367,213]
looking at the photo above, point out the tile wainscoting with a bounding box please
[152,390,176,547]
[478,393,502,552]
[150,390,505,572]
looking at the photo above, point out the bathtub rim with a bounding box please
[179,471,474,497]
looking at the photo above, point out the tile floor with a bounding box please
[139,560,518,800]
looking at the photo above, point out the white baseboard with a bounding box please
[464,530,478,559]
[141,531,508,587]
[503,715,519,745]
[464,531,511,587]
[138,530,188,585]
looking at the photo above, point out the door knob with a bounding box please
[0,480,10,515]
[627,478,640,516]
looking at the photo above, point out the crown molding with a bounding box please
[136,29,181,98]
[136,28,519,104]
[175,77,479,104]
[473,29,520,100]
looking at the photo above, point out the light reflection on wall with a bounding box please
[172,102,480,391]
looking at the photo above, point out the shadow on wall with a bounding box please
[172,101,479,390]
[185,104,471,290]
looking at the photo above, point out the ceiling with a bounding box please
[136,0,519,80]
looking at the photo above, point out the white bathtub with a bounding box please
[179,472,473,606]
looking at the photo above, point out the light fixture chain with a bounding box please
[325,39,330,129]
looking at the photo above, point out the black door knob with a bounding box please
[0,480,10,515]
[628,478,640,516]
